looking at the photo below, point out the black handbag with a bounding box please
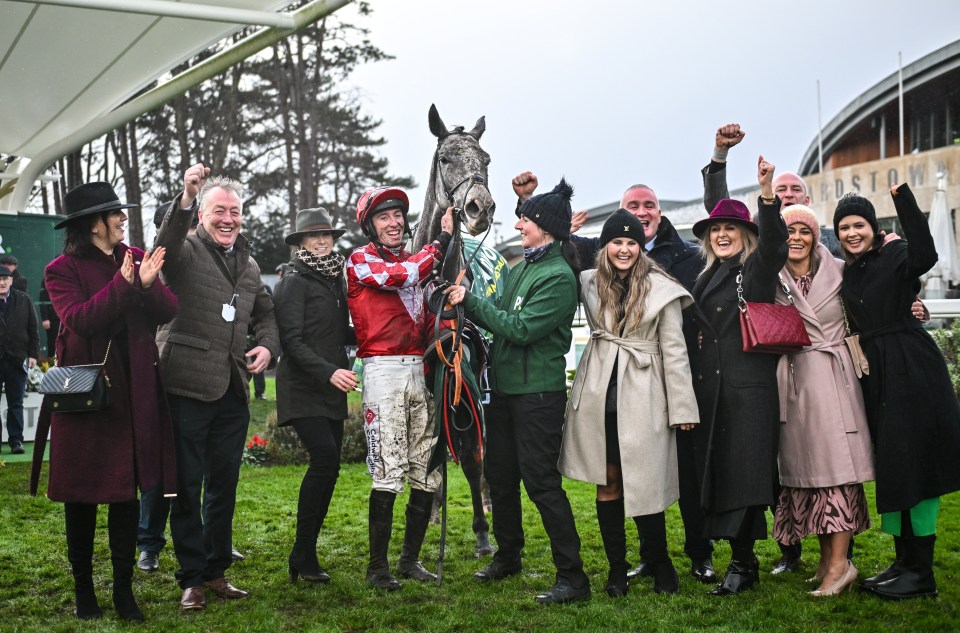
[39,341,112,412]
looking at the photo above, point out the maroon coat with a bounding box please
[42,244,178,504]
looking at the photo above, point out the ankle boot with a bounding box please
[108,501,144,622]
[398,489,438,583]
[367,490,401,590]
[65,503,102,620]
[865,535,938,600]
[596,499,629,597]
[862,535,905,589]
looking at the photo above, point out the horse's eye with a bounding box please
[439,155,450,165]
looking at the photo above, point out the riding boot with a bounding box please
[289,473,334,583]
[65,503,102,620]
[862,535,906,589]
[398,489,438,583]
[108,501,144,622]
[634,512,678,594]
[366,490,401,590]
[865,535,938,600]
[596,499,629,598]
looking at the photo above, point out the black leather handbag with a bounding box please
[39,341,112,412]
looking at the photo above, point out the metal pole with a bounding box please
[816,80,824,173]
[7,0,297,28]
[9,0,352,212]
[898,51,905,156]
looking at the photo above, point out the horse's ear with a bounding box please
[468,116,486,140]
[428,104,449,140]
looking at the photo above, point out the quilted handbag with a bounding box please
[39,341,112,412]
[737,273,811,354]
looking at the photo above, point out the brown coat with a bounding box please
[560,269,698,517]
[775,246,874,488]
[41,245,178,503]
[154,199,279,402]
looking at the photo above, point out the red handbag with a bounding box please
[737,272,811,354]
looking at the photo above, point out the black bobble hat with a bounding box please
[517,178,573,240]
[600,208,647,248]
[833,193,879,237]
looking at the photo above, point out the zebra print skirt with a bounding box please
[772,484,870,545]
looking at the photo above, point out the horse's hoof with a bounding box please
[475,534,495,558]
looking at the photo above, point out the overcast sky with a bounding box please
[339,0,960,238]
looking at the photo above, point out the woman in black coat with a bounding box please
[273,208,357,584]
[835,184,960,600]
[687,157,787,596]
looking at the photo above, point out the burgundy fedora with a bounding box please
[692,199,758,239]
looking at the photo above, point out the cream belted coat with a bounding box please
[775,244,874,489]
[560,268,699,517]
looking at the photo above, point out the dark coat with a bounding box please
[687,197,788,515]
[42,244,179,504]
[155,197,280,402]
[0,288,40,362]
[841,184,960,513]
[273,257,352,425]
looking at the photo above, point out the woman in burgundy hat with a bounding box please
[687,157,787,596]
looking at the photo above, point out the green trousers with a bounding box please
[880,497,939,537]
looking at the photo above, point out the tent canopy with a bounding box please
[0,0,350,211]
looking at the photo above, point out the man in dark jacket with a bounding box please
[0,255,28,293]
[155,164,279,611]
[0,265,39,454]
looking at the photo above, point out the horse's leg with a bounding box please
[461,453,494,557]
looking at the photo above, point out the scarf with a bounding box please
[794,274,812,297]
[296,248,345,280]
[523,242,552,263]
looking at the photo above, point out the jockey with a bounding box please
[346,186,453,590]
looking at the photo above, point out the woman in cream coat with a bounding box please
[560,209,699,598]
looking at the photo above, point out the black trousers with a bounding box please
[290,416,344,543]
[484,392,587,586]
[169,391,249,589]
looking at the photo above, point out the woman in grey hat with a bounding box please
[272,208,356,584]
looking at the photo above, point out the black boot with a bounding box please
[596,499,629,597]
[710,540,759,597]
[634,512,678,594]
[864,535,938,600]
[366,490,401,590]
[861,535,905,589]
[65,503,102,620]
[108,501,144,622]
[398,489,438,583]
[288,470,335,583]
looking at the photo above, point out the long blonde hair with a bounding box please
[698,224,758,277]
[594,245,664,333]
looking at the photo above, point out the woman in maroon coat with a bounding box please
[40,182,178,621]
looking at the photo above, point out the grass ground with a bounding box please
[2,380,958,632]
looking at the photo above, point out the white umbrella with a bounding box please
[923,172,958,299]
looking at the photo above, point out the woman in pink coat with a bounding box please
[771,205,874,596]
[37,182,178,622]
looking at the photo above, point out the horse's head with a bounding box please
[428,104,496,237]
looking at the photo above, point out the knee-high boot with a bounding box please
[366,490,401,590]
[398,489,437,582]
[866,535,938,600]
[289,471,335,583]
[596,499,628,597]
[65,503,101,620]
[634,511,679,594]
[108,501,144,622]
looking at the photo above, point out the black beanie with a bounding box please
[600,208,647,247]
[833,194,879,237]
[517,178,573,240]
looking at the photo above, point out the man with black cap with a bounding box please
[346,186,454,591]
[447,176,591,604]
[154,164,279,610]
[0,264,39,454]
[0,255,28,293]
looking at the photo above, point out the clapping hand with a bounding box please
[139,247,166,288]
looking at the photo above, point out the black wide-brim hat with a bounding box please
[56,182,137,229]
[284,207,346,245]
[692,199,759,239]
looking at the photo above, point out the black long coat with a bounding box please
[273,257,353,425]
[841,184,960,513]
[687,198,788,515]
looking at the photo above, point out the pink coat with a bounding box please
[775,244,874,488]
[42,245,178,503]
